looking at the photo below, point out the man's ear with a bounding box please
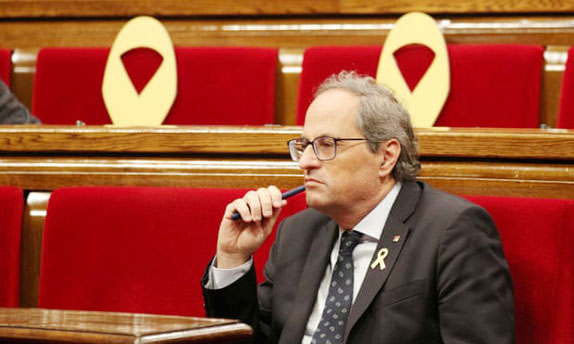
[378,139,401,177]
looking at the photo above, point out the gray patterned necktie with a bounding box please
[311,230,362,344]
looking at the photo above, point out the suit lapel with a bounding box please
[344,181,421,342]
[279,219,339,344]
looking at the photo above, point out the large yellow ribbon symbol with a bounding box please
[102,16,177,126]
[377,12,450,128]
[370,248,389,270]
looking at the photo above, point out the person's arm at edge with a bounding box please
[437,205,515,343]
[0,80,41,124]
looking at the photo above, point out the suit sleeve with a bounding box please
[202,220,286,344]
[437,205,515,343]
[202,260,261,340]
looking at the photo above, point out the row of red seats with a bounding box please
[2,46,574,128]
[0,186,572,343]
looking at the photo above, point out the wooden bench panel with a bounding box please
[1,126,573,200]
[0,0,572,18]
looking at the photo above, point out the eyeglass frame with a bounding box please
[287,136,369,162]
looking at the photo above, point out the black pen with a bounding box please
[231,185,306,221]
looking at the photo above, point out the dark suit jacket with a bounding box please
[0,80,40,124]
[203,181,515,343]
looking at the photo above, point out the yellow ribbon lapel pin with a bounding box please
[370,248,389,270]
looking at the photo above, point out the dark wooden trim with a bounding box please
[0,0,572,18]
[1,126,574,160]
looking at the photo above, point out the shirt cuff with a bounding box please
[204,256,253,289]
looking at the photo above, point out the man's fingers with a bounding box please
[268,185,284,209]
[228,199,252,222]
[244,190,263,222]
[257,187,274,218]
[225,186,284,223]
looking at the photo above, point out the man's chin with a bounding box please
[305,193,329,211]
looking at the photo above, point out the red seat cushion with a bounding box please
[38,187,306,316]
[33,47,278,125]
[296,45,543,128]
[0,49,11,86]
[557,47,574,129]
[0,187,23,307]
[464,195,574,344]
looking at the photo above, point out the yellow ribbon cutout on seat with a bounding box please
[376,12,450,128]
[102,16,177,126]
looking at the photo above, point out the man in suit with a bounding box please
[202,71,514,343]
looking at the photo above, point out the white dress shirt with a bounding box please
[205,182,402,344]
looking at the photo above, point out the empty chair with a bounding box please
[33,47,278,125]
[38,186,306,316]
[0,186,23,307]
[296,45,544,128]
[0,49,10,85]
[464,195,574,344]
[557,47,574,129]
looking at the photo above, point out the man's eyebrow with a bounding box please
[300,134,333,141]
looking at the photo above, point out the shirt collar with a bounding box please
[351,182,402,241]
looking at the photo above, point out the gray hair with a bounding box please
[314,70,420,182]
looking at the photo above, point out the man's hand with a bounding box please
[216,186,286,269]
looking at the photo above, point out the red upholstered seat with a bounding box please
[38,187,306,316]
[33,47,278,125]
[0,187,23,307]
[296,45,544,128]
[0,49,11,86]
[464,195,574,344]
[557,47,574,129]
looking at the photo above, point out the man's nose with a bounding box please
[298,145,320,169]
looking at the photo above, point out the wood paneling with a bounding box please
[0,125,300,154]
[416,128,574,159]
[0,157,304,191]
[421,162,574,199]
[1,126,574,159]
[0,0,572,18]
[541,45,570,127]
[2,17,574,50]
[341,0,574,14]
[0,0,339,18]
[19,192,50,308]
[1,126,573,203]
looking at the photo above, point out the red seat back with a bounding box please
[33,47,278,125]
[558,47,574,129]
[464,195,574,344]
[296,45,543,128]
[0,49,11,86]
[0,186,23,307]
[38,187,306,316]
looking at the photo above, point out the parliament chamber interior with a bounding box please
[0,0,573,343]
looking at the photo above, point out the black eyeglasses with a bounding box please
[287,136,368,162]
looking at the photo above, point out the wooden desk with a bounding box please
[0,308,251,343]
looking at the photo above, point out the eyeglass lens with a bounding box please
[289,137,336,161]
